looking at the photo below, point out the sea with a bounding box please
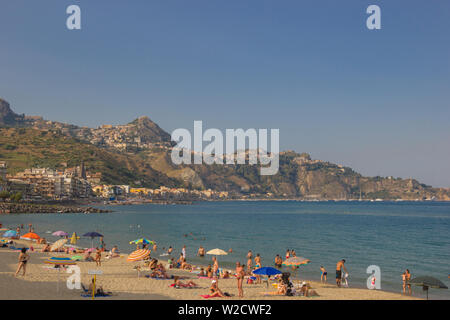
[1,200,449,299]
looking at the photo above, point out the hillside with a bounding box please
[0,127,180,188]
[1,97,449,200]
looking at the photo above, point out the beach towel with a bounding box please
[200,294,215,299]
[144,275,167,280]
[81,293,112,298]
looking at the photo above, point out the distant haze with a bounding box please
[1,1,449,187]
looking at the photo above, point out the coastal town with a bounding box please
[0,160,229,209]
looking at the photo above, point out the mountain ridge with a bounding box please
[1,97,449,200]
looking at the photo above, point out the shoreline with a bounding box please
[0,238,422,300]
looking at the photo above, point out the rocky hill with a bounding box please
[0,98,24,125]
[1,97,449,200]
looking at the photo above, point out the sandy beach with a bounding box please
[0,239,421,300]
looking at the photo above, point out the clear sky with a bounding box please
[1,1,449,187]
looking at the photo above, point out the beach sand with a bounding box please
[0,239,421,300]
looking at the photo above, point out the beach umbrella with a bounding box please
[253,267,283,276]
[410,276,448,300]
[3,230,17,238]
[21,232,40,240]
[129,238,154,245]
[52,231,68,237]
[83,232,103,248]
[70,232,79,245]
[127,249,151,262]
[44,257,77,292]
[50,239,68,251]
[282,256,310,267]
[206,248,228,256]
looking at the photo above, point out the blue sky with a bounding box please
[1,1,449,187]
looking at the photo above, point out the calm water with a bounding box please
[1,201,449,299]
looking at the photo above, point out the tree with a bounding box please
[11,192,22,202]
[0,190,10,202]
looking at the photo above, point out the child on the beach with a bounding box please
[342,272,349,287]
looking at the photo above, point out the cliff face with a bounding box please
[0,98,23,125]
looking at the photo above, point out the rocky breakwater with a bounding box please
[0,203,112,214]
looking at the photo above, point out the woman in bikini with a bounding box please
[15,248,29,277]
[173,276,197,288]
[236,262,245,298]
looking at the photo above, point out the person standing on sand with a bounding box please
[285,249,290,260]
[247,256,253,274]
[182,245,186,259]
[236,262,245,298]
[14,248,29,277]
[336,259,348,287]
[212,256,219,276]
[320,266,327,283]
[95,249,102,266]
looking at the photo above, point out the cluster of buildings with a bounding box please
[0,161,97,200]
[93,184,229,200]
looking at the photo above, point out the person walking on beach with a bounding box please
[14,248,29,277]
[336,259,348,287]
[320,266,327,283]
[236,262,245,298]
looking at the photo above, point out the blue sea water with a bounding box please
[1,201,449,299]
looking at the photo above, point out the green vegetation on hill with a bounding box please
[0,127,181,188]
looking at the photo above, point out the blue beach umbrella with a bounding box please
[3,230,17,238]
[252,267,283,288]
[83,232,104,248]
[252,267,283,276]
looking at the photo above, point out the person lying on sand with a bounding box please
[173,276,197,288]
[41,244,50,252]
[221,270,230,279]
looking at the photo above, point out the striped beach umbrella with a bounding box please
[21,232,40,240]
[127,249,151,262]
[282,256,310,267]
[129,238,154,245]
[44,257,76,292]
[50,239,68,251]
[45,257,77,266]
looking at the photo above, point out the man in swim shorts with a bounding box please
[336,259,347,287]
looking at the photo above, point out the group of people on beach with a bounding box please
[2,222,429,298]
